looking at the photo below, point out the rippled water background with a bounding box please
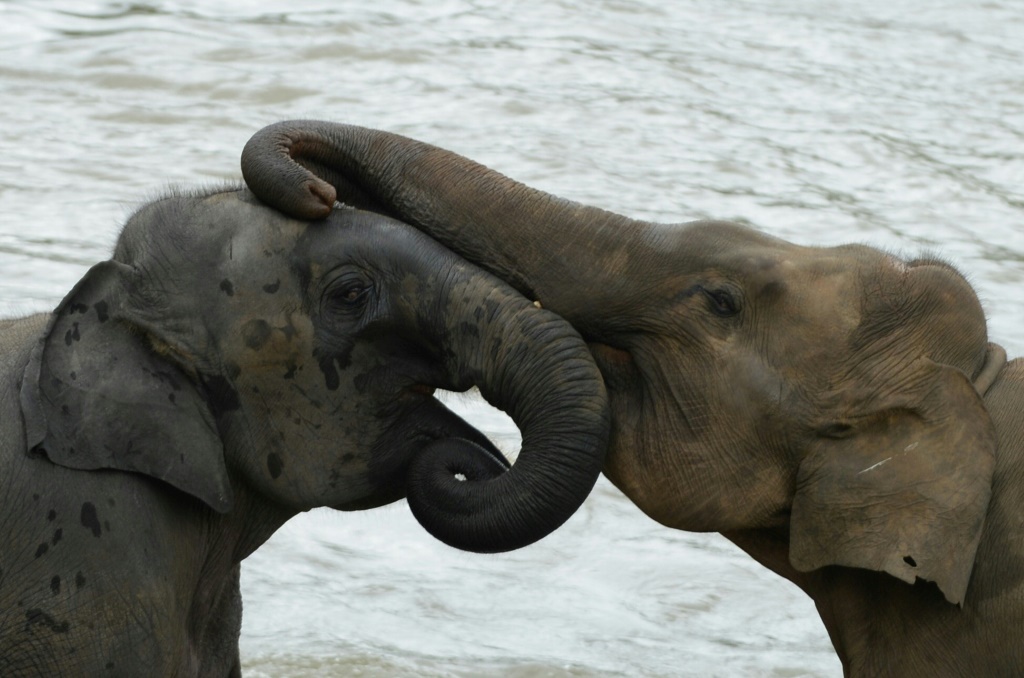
[2,1,1023,676]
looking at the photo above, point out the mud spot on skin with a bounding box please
[52,529,62,546]
[267,453,284,479]
[283,360,297,380]
[69,302,89,315]
[219,279,235,296]
[64,323,81,346]
[318,356,341,391]
[263,279,281,294]
[35,543,48,558]
[47,510,56,521]
[94,300,109,322]
[242,319,273,350]
[25,609,70,634]
[75,572,86,589]
[202,375,241,413]
[489,338,504,364]
[80,503,101,538]
[50,576,60,595]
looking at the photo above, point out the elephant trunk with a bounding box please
[241,121,649,337]
[405,264,609,553]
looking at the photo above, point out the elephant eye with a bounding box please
[702,287,739,317]
[338,283,368,303]
[324,273,373,313]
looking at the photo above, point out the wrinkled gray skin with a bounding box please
[241,121,1024,677]
[0,188,608,677]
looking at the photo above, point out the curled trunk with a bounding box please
[409,268,609,552]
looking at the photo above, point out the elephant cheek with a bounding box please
[230,311,313,375]
[600,426,644,502]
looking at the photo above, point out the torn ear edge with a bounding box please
[790,358,997,606]
[19,260,234,513]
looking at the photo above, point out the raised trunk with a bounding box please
[241,121,649,336]
[403,256,609,553]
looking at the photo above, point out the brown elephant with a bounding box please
[240,120,1024,677]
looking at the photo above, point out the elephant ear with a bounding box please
[20,260,233,513]
[790,357,996,606]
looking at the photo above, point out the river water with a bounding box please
[1,2,1022,676]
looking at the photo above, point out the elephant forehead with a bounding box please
[743,256,869,372]
[196,191,308,256]
[754,256,862,316]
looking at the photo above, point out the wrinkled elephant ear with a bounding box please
[20,260,233,513]
[790,357,996,606]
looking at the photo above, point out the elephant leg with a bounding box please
[196,563,244,677]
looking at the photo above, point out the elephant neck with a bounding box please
[199,475,295,567]
[722,526,978,675]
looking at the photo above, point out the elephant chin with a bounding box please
[332,397,511,513]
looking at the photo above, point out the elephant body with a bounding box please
[0,346,252,674]
[240,121,1024,676]
[0,187,608,676]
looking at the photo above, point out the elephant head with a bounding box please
[19,188,609,553]
[240,121,999,605]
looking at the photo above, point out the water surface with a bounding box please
[2,2,1022,676]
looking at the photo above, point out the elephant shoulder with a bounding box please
[969,357,1024,616]
[0,313,47,384]
[0,452,204,674]
[982,357,1024,495]
[0,314,48,468]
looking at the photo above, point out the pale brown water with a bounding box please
[1,2,1022,676]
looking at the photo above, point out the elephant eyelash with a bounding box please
[701,287,740,318]
[337,283,371,304]
[324,277,373,313]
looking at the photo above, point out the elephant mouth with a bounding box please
[406,383,437,397]
[589,342,633,367]
[393,383,438,410]
[588,341,637,392]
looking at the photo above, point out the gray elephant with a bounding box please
[0,187,609,676]
[241,120,1024,677]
